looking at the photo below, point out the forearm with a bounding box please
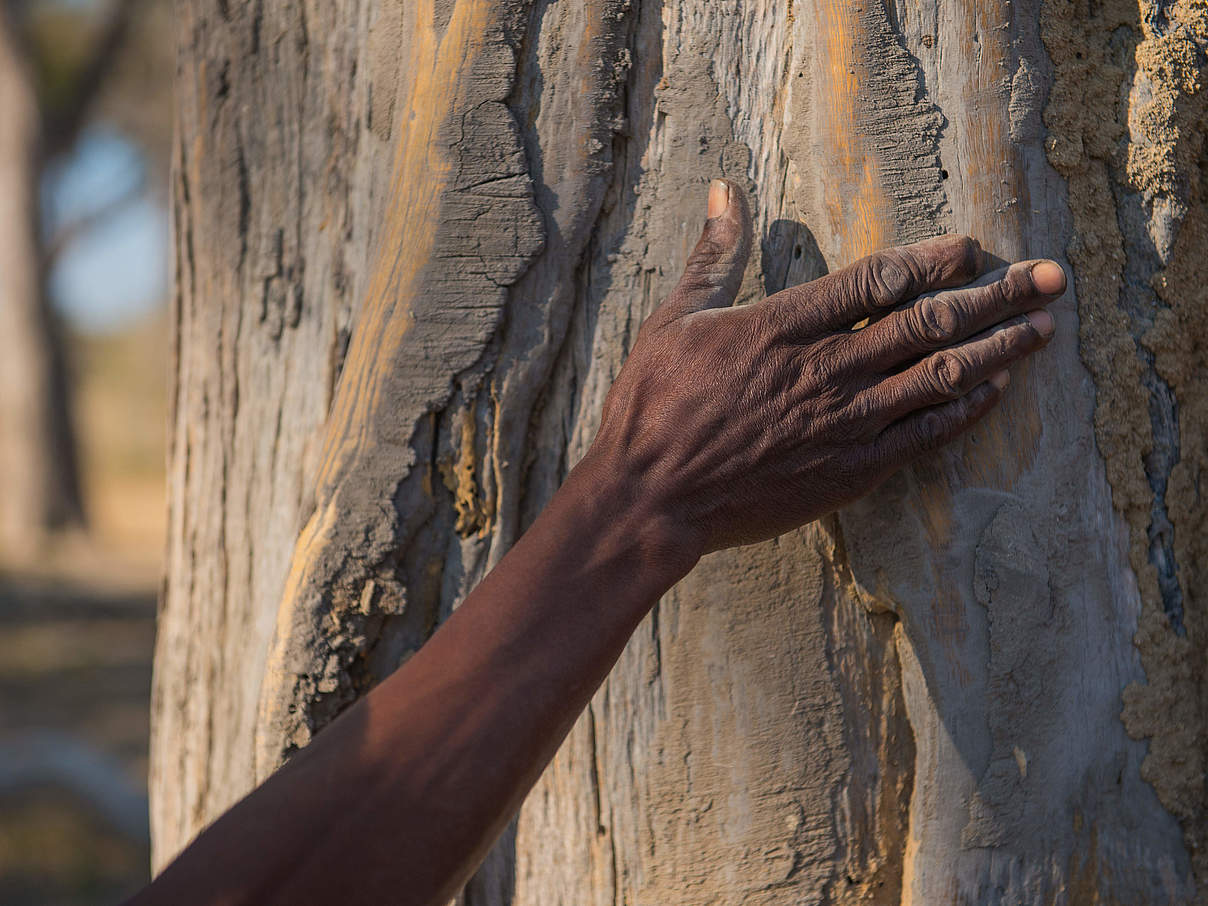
[131,451,696,906]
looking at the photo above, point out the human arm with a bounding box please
[128,179,1065,906]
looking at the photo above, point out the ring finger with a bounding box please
[861,309,1054,428]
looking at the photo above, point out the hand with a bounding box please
[586,179,1066,558]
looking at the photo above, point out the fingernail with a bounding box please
[708,179,730,219]
[1030,260,1066,295]
[990,370,1010,390]
[1027,308,1055,337]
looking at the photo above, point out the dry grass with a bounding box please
[0,313,167,905]
[70,313,168,577]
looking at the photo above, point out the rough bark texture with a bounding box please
[0,9,85,558]
[153,1,1205,902]
[1043,0,1208,888]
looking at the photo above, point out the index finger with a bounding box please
[767,234,984,335]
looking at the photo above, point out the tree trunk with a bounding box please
[152,1,1207,902]
[0,8,85,557]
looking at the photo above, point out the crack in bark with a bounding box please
[253,0,546,776]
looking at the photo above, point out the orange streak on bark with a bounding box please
[949,0,1026,260]
[814,0,893,264]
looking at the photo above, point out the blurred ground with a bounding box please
[0,316,165,906]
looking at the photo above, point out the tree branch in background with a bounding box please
[42,0,142,156]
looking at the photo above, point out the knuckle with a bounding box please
[917,408,953,448]
[991,328,1015,359]
[926,351,966,398]
[996,266,1035,308]
[816,334,854,377]
[909,294,960,345]
[796,345,833,389]
[861,251,913,307]
[849,393,887,440]
[910,234,980,285]
[846,389,874,423]
[759,291,800,337]
[988,316,1036,358]
[976,277,1012,315]
[1002,317,1034,352]
[752,324,788,368]
[834,450,871,487]
[684,240,729,288]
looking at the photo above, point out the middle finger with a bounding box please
[842,259,1065,372]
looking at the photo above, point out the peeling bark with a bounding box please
[155,1,1204,902]
[1044,0,1208,890]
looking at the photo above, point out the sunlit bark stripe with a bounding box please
[315,0,489,495]
[255,0,543,775]
[275,2,466,650]
[265,0,492,728]
[942,0,1044,498]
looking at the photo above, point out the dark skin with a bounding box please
[128,180,1065,906]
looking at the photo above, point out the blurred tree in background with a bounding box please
[0,0,170,561]
[0,4,170,902]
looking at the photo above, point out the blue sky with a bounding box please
[42,126,168,333]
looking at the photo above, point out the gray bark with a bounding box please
[152,1,1207,902]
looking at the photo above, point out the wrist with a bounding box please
[554,446,703,593]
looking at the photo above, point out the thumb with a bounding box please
[654,178,753,324]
